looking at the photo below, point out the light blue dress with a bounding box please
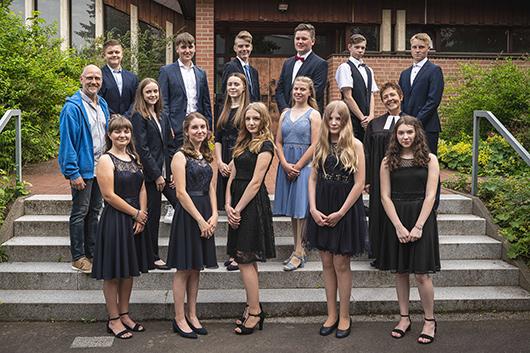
[273,108,313,219]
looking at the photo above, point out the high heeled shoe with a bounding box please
[319,318,339,336]
[186,316,208,335]
[335,318,352,339]
[282,251,295,265]
[235,310,265,335]
[418,317,437,344]
[236,303,263,326]
[119,312,145,332]
[106,317,132,339]
[172,319,198,339]
[283,254,305,271]
[391,314,412,339]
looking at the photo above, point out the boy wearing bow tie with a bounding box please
[335,34,378,142]
[98,39,139,118]
[275,23,328,113]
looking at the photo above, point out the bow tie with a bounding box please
[358,63,366,67]
[295,55,304,63]
[112,70,122,74]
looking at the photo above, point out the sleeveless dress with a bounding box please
[273,108,313,219]
[215,107,238,210]
[364,113,402,259]
[303,146,370,257]
[91,153,154,280]
[376,159,441,274]
[166,151,218,270]
[227,140,276,263]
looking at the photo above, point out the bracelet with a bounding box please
[132,209,140,220]
[415,225,423,231]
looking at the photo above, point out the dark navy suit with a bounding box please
[131,111,177,262]
[98,65,138,118]
[159,61,213,147]
[398,59,444,153]
[222,58,260,102]
[275,52,328,113]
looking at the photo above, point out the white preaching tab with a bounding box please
[383,115,401,130]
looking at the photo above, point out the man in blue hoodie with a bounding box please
[59,65,110,273]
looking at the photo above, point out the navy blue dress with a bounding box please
[166,151,218,270]
[303,146,370,257]
[92,153,154,280]
[215,107,238,210]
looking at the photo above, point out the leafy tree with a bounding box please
[440,57,530,143]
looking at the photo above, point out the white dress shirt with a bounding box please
[178,59,198,114]
[410,57,428,86]
[335,57,378,92]
[292,50,312,83]
[108,64,123,95]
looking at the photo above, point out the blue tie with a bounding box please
[244,65,253,96]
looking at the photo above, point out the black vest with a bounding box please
[341,60,372,116]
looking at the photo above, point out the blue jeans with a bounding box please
[69,178,102,261]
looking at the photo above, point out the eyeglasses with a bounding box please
[82,76,102,82]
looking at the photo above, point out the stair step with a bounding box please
[1,286,529,321]
[23,194,472,215]
[0,259,518,290]
[3,235,502,263]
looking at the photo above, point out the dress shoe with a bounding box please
[319,318,339,336]
[335,318,352,339]
[172,319,197,339]
[155,263,170,270]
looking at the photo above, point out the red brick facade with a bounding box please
[195,0,215,106]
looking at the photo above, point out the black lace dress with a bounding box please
[215,107,238,210]
[376,159,441,274]
[91,153,154,280]
[227,140,276,263]
[303,146,370,257]
[166,151,218,270]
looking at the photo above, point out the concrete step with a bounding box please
[23,194,472,216]
[1,286,529,321]
[2,235,501,263]
[13,213,486,239]
[0,260,518,290]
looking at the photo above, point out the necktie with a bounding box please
[295,55,304,63]
[244,65,253,96]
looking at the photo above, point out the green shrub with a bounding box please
[438,133,530,176]
[440,57,530,143]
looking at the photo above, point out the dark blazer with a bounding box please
[98,65,138,118]
[275,51,328,113]
[222,58,260,103]
[398,60,444,133]
[131,111,176,183]
[158,61,213,141]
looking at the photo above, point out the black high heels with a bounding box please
[392,314,412,339]
[236,303,262,326]
[235,310,265,335]
[319,318,339,336]
[119,312,145,332]
[107,317,132,339]
[186,316,207,335]
[418,317,437,344]
[172,319,198,339]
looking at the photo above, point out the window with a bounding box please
[71,0,95,49]
[512,28,530,53]
[8,0,24,16]
[351,26,379,51]
[441,27,507,53]
[104,5,130,38]
[36,0,60,38]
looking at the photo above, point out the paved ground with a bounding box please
[22,157,455,196]
[1,312,529,353]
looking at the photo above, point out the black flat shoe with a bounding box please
[107,317,132,339]
[392,314,411,339]
[418,317,437,344]
[155,263,170,270]
[186,316,207,335]
[335,318,352,339]
[319,318,339,336]
[172,319,197,339]
[227,263,239,271]
[119,312,145,332]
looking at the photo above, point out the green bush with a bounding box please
[440,57,530,143]
[0,5,89,170]
[438,133,530,176]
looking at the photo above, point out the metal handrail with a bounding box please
[471,110,530,196]
[0,110,22,183]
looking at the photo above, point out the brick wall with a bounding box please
[195,0,215,109]
[326,55,530,124]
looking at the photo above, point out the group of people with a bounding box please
[57,21,443,345]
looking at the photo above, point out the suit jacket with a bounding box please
[158,61,213,141]
[398,60,444,133]
[222,58,260,103]
[275,52,328,113]
[131,111,176,183]
[98,65,138,118]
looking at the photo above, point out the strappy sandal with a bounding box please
[418,317,437,344]
[283,254,305,271]
[107,317,132,339]
[392,314,412,339]
[119,312,145,332]
[235,310,265,335]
